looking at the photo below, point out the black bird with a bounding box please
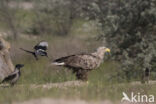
[144,68,150,83]
[0,64,24,86]
[20,41,48,60]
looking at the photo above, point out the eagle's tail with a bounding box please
[51,62,65,66]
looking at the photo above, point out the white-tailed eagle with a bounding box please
[52,46,110,81]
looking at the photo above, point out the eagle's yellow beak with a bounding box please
[105,48,110,52]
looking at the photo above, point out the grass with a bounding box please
[1,37,156,103]
[0,38,156,103]
[0,57,156,104]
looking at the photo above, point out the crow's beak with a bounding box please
[20,64,24,68]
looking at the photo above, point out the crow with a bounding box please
[20,41,48,60]
[0,64,24,86]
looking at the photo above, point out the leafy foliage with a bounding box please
[83,0,156,81]
[27,0,83,36]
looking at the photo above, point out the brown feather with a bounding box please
[52,46,110,81]
[54,53,101,70]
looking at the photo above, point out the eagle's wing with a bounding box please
[53,53,100,70]
[0,52,14,81]
[34,41,48,51]
[0,38,14,81]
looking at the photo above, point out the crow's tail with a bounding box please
[20,48,34,54]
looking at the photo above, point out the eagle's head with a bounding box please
[95,46,110,59]
[97,46,110,53]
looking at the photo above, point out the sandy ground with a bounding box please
[30,80,87,89]
[0,81,87,89]
[13,98,113,104]
[1,80,156,89]
[14,98,151,104]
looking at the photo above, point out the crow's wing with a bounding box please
[34,41,48,51]
[8,70,19,76]
[1,72,17,83]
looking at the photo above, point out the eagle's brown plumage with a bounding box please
[52,47,110,81]
[0,37,14,81]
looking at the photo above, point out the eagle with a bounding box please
[52,46,110,81]
[20,41,48,60]
[0,37,14,81]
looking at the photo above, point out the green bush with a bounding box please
[84,0,156,81]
